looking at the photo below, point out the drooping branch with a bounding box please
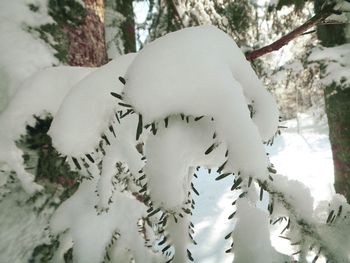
[246,8,336,61]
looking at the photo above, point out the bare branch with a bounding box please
[245,9,335,61]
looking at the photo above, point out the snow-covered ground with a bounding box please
[190,112,334,263]
[269,113,334,202]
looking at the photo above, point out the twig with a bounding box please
[301,29,316,35]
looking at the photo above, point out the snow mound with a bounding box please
[49,53,136,156]
[144,115,226,211]
[124,25,279,180]
[0,0,57,107]
[50,176,162,263]
[233,198,278,263]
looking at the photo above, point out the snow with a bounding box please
[0,66,94,193]
[0,21,343,262]
[49,53,136,156]
[271,174,315,219]
[0,53,135,194]
[334,0,350,12]
[191,112,335,262]
[124,25,279,181]
[268,114,334,202]
[0,0,57,109]
[1,110,335,263]
[233,198,277,263]
[17,25,280,263]
[144,116,226,211]
[309,44,350,86]
[95,112,145,210]
[50,176,162,263]
[189,168,235,263]
[0,0,79,193]
[0,190,53,262]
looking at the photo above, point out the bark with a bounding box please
[314,0,350,202]
[65,0,108,66]
[325,83,350,201]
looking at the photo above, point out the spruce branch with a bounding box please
[262,179,345,261]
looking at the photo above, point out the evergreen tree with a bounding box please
[2,1,350,262]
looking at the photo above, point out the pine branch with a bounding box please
[246,7,336,61]
[263,179,343,261]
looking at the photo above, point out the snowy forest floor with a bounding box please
[0,112,334,263]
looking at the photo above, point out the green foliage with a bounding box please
[26,0,86,63]
[315,0,346,47]
[29,240,73,263]
[29,240,59,263]
[17,116,79,262]
[47,0,86,27]
[28,3,40,12]
[219,1,251,33]
[316,22,346,47]
[17,116,79,190]
[39,23,69,63]
[114,0,137,53]
[25,22,69,63]
[276,0,309,10]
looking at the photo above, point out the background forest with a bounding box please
[0,0,349,262]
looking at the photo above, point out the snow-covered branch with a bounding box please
[0,24,349,262]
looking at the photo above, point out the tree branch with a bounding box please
[246,9,335,61]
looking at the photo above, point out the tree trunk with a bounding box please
[65,0,108,66]
[324,83,350,201]
[314,0,350,201]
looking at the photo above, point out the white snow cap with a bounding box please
[124,25,279,179]
[0,66,94,193]
[50,177,160,263]
[49,53,136,157]
[334,0,350,12]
